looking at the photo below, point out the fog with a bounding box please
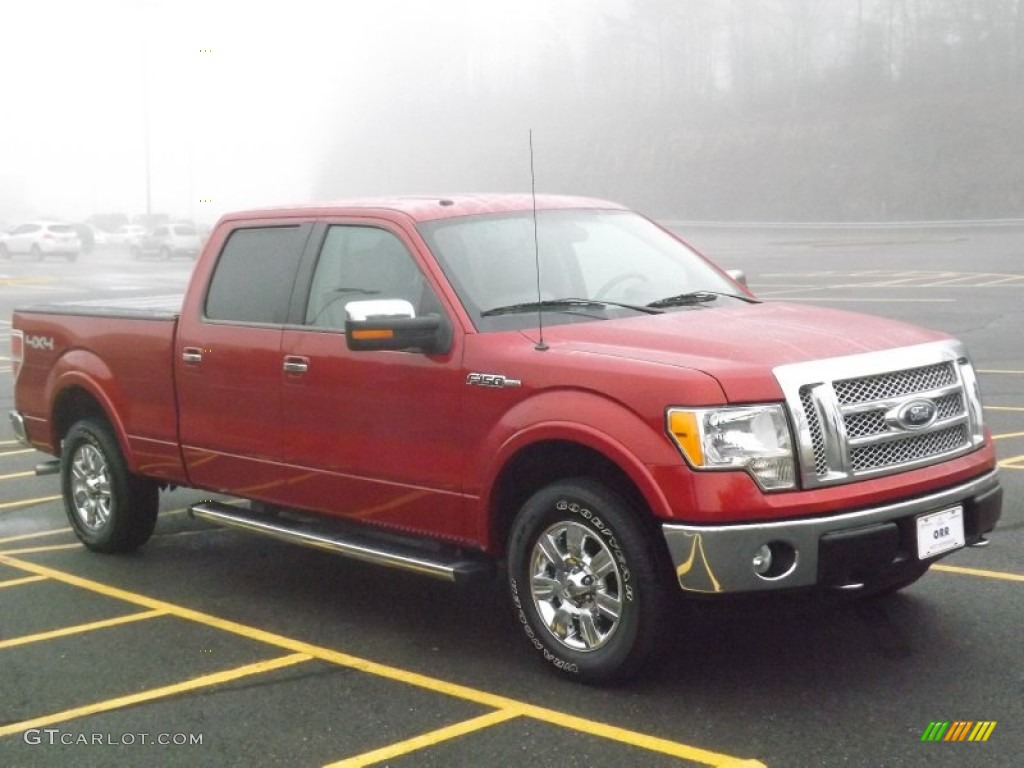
[2,0,1022,228]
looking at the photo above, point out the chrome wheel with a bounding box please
[70,443,112,531]
[529,520,623,652]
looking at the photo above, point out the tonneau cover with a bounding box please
[15,294,183,321]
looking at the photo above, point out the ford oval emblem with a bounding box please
[896,399,938,430]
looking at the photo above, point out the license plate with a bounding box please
[916,506,965,559]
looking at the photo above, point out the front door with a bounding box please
[280,221,472,542]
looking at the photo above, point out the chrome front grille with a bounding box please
[800,388,830,475]
[849,425,967,472]
[833,362,956,405]
[775,342,986,489]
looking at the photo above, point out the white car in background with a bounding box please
[130,222,202,260]
[0,221,81,261]
[108,224,148,248]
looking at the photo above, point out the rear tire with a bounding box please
[61,417,158,553]
[507,478,669,683]
[31,244,43,261]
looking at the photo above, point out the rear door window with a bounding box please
[205,225,307,324]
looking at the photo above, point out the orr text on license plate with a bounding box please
[916,505,965,559]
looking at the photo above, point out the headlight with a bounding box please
[667,405,796,490]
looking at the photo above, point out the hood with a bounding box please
[542,302,948,402]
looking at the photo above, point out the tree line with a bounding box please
[318,0,1024,220]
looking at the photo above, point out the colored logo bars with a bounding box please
[921,721,997,742]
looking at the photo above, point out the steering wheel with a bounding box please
[594,272,648,300]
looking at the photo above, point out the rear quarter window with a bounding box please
[205,226,305,324]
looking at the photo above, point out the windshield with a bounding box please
[418,209,743,331]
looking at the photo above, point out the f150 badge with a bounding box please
[466,372,522,389]
[24,334,55,351]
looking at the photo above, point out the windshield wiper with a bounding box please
[646,290,756,309]
[481,298,662,317]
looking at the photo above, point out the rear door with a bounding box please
[175,221,312,496]
[279,219,472,542]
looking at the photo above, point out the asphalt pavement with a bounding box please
[1,231,1021,767]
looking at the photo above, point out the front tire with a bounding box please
[61,417,158,553]
[507,478,669,683]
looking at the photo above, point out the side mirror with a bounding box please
[344,299,451,354]
[726,269,748,287]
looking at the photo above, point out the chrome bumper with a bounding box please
[9,410,29,447]
[663,470,1001,594]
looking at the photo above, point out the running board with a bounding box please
[189,501,493,584]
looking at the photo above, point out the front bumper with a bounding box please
[663,469,1001,594]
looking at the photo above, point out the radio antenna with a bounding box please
[529,129,548,351]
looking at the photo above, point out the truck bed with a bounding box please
[13,294,188,485]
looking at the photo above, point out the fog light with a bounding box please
[752,545,773,575]
[751,541,798,580]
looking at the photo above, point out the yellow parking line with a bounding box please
[865,276,934,287]
[0,609,166,650]
[998,455,1024,469]
[0,554,762,767]
[921,275,983,286]
[933,564,1024,583]
[326,708,525,768]
[0,470,35,480]
[0,543,84,555]
[993,432,1024,440]
[0,495,62,511]
[0,440,22,446]
[0,574,47,589]
[0,449,37,458]
[0,652,311,738]
[0,506,198,548]
[0,526,73,545]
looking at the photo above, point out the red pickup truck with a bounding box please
[9,195,1001,682]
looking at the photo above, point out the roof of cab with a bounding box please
[219,194,627,225]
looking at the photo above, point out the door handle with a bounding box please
[283,356,309,374]
[182,347,203,364]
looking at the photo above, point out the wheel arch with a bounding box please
[486,435,673,559]
[49,374,131,468]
